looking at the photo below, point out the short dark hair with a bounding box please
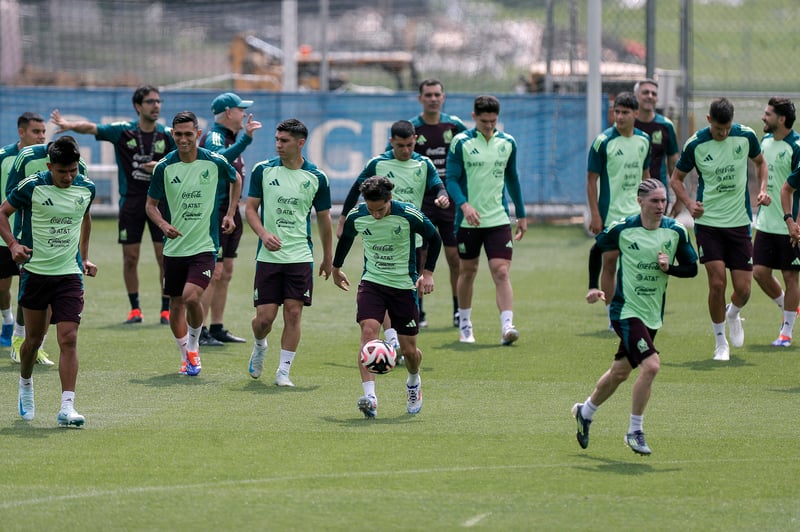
[769,97,796,129]
[637,177,664,198]
[276,118,308,139]
[474,95,500,115]
[132,85,160,107]
[172,111,198,129]
[47,136,81,165]
[360,175,394,202]
[17,112,45,129]
[390,120,415,139]
[614,91,639,111]
[709,98,735,124]
[419,79,444,94]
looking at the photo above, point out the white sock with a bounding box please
[726,302,742,319]
[187,325,201,352]
[19,376,32,387]
[13,324,24,338]
[780,310,797,338]
[774,292,785,310]
[61,391,75,410]
[500,310,513,330]
[175,335,188,362]
[39,334,47,351]
[581,398,598,420]
[1,307,13,324]
[459,308,472,326]
[254,336,267,349]
[278,349,295,374]
[362,380,376,399]
[629,414,644,433]
[384,328,398,346]
[407,371,420,387]
[712,321,727,346]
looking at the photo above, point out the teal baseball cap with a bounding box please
[211,92,253,114]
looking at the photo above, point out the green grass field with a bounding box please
[1,219,798,530]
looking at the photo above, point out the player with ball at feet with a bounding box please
[333,176,441,418]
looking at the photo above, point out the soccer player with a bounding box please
[146,111,240,376]
[245,118,332,387]
[198,92,262,346]
[338,119,448,351]
[333,176,441,418]
[51,85,176,325]
[0,136,98,427]
[573,179,698,455]
[0,113,47,350]
[408,79,467,328]
[585,92,651,327]
[670,97,769,361]
[633,79,680,212]
[446,95,526,345]
[752,98,800,347]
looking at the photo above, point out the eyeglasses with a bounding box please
[142,99,162,104]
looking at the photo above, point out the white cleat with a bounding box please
[18,383,34,421]
[274,370,295,387]
[501,326,519,346]
[459,323,476,343]
[248,346,266,379]
[713,344,730,361]
[57,404,85,427]
[406,379,422,414]
[726,305,744,347]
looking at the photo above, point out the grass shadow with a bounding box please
[320,414,418,427]
[662,356,755,371]
[129,374,218,387]
[769,386,800,394]
[239,380,321,394]
[0,422,81,439]
[572,454,681,475]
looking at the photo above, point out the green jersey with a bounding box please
[248,157,332,264]
[598,214,697,330]
[587,126,651,226]
[676,123,761,228]
[8,171,95,276]
[148,148,237,258]
[754,130,800,235]
[0,142,22,248]
[446,128,526,230]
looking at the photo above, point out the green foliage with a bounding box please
[0,220,797,529]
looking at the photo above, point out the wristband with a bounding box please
[784,213,794,221]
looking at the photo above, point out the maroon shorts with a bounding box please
[163,252,216,296]
[217,208,243,259]
[421,200,457,248]
[119,196,165,244]
[612,317,658,369]
[356,280,419,336]
[456,224,513,260]
[253,261,313,307]
[695,224,753,271]
[18,271,83,324]
[753,230,800,271]
[0,247,20,278]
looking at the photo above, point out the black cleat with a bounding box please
[572,403,591,449]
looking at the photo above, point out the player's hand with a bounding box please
[689,200,704,219]
[434,195,450,209]
[585,288,605,304]
[83,260,98,277]
[49,109,69,133]
[318,258,333,280]
[657,251,670,272]
[244,114,263,137]
[416,270,434,295]
[514,217,527,241]
[462,203,480,227]
[260,231,282,251]
[756,191,771,207]
[221,215,236,234]
[9,241,31,263]
[332,268,349,291]
[161,224,182,239]
[588,214,603,236]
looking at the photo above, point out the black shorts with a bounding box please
[163,253,216,296]
[18,271,83,324]
[217,208,243,259]
[253,261,313,307]
[695,224,753,271]
[0,247,20,278]
[612,317,658,369]
[752,230,800,271]
[421,199,457,248]
[356,280,419,336]
[456,224,513,260]
[119,196,165,244]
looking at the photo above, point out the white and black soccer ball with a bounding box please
[360,339,397,374]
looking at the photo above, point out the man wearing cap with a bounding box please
[198,92,262,345]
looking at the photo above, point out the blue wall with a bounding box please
[0,87,599,205]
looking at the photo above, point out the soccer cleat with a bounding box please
[36,348,54,366]
[572,403,591,449]
[357,395,377,418]
[625,430,652,455]
[185,351,201,376]
[57,404,85,427]
[418,312,428,329]
[453,311,460,328]
[406,379,422,414]
[18,382,34,421]
[10,336,22,363]
[713,344,730,361]
[179,360,187,375]
[160,310,170,325]
[248,346,266,379]
[726,305,744,347]
[274,370,295,387]
[210,327,246,343]
[199,327,224,347]
[771,335,792,348]
[125,308,143,324]
[501,325,519,346]
[0,322,13,347]
[459,323,476,343]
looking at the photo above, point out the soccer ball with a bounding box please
[360,339,397,374]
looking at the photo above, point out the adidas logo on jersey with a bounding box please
[470,148,480,155]
[269,179,280,186]
[628,242,640,250]
[362,228,373,236]
[792,258,800,266]
[406,320,417,328]
[170,176,182,184]
[505,240,513,248]
[386,171,395,179]
[303,290,310,297]
[614,149,624,156]
[41,198,54,206]
[703,154,714,162]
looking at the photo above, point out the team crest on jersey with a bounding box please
[394,225,402,235]
[126,139,137,150]
[637,338,648,353]
[155,139,166,153]
[74,196,85,209]
[303,180,311,189]
[499,143,507,154]
[200,169,210,183]
[443,130,453,143]
[662,240,673,251]
[415,167,422,177]
[417,134,427,145]
[733,145,745,160]
[652,131,663,144]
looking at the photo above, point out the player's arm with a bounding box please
[670,167,703,219]
[221,169,242,234]
[79,209,97,277]
[316,209,333,279]
[50,109,98,135]
[245,196,280,251]
[424,159,449,209]
[0,200,29,262]
[332,213,357,291]
[417,216,441,295]
[337,165,371,238]
[752,152,770,206]
[586,171,603,235]
[146,196,180,239]
[503,146,527,241]
[781,180,800,243]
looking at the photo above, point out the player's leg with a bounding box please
[723,227,755,349]
[273,299,304,387]
[486,225,517,345]
[198,262,223,346]
[444,245,460,326]
[51,277,84,427]
[355,281,387,418]
[249,302,279,379]
[456,228,481,343]
[120,198,148,324]
[208,211,244,343]
[392,289,422,414]
[0,275,14,347]
[147,204,170,324]
[600,249,619,326]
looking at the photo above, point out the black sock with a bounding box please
[161,296,170,312]
[128,293,140,310]
[209,323,223,334]
[453,297,459,314]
